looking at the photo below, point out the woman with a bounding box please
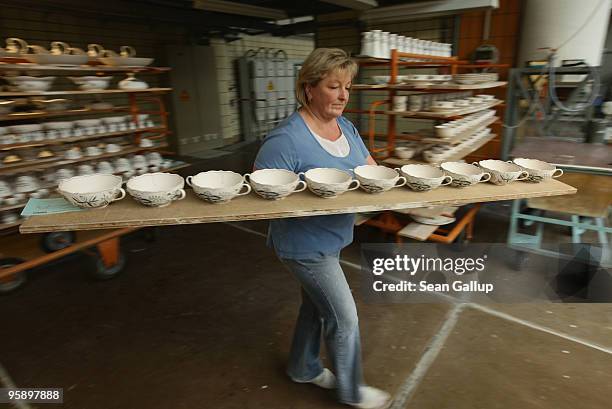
[254,48,392,409]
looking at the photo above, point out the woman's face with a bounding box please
[306,69,352,119]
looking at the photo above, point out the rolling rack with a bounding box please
[347,49,508,243]
[0,60,188,293]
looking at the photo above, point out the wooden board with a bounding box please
[394,206,458,217]
[527,174,611,218]
[20,179,577,233]
[0,88,171,97]
[385,100,502,119]
[389,81,507,91]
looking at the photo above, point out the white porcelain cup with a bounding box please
[77,164,95,175]
[353,165,406,193]
[15,175,39,193]
[0,180,12,197]
[97,161,114,174]
[187,170,251,204]
[146,152,162,165]
[131,155,147,167]
[393,96,407,111]
[56,168,75,181]
[474,160,529,185]
[298,168,360,198]
[244,169,306,200]
[139,138,153,148]
[85,146,102,156]
[440,162,491,187]
[4,197,18,206]
[511,158,563,183]
[113,158,132,172]
[58,174,125,209]
[397,164,452,191]
[106,144,121,153]
[126,173,186,207]
[2,212,18,224]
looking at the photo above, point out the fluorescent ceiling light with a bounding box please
[361,0,499,23]
[193,0,288,20]
[321,0,378,10]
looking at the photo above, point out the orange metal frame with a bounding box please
[352,51,503,242]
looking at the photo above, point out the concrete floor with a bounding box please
[0,145,610,409]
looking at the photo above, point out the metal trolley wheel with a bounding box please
[40,231,77,253]
[0,257,27,294]
[88,251,127,280]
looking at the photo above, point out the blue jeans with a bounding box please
[281,254,363,404]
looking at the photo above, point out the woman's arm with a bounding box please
[366,155,377,165]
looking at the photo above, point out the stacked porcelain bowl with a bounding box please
[434,109,496,139]
[453,73,499,85]
[423,127,493,164]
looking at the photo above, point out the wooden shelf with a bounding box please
[0,106,130,122]
[0,62,170,74]
[1,127,168,150]
[390,81,506,91]
[0,143,168,175]
[355,54,461,66]
[19,179,576,233]
[385,100,502,119]
[351,81,506,91]
[0,220,22,233]
[0,203,27,213]
[0,88,172,97]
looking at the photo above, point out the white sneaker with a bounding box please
[292,368,337,389]
[350,386,392,409]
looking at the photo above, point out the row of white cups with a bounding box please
[0,114,153,145]
[0,153,169,204]
[360,30,452,59]
[57,159,565,210]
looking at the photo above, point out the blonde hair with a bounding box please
[295,48,358,107]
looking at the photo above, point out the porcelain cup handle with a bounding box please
[551,168,564,178]
[516,171,529,181]
[174,189,186,201]
[394,176,407,188]
[479,173,491,183]
[186,176,193,187]
[120,45,136,57]
[471,161,480,166]
[237,183,251,196]
[297,171,306,180]
[293,181,307,193]
[87,43,104,57]
[28,44,49,54]
[113,188,126,202]
[243,173,251,183]
[441,175,453,186]
[6,37,28,54]
[50,41,70,55]
[347,180,360,191]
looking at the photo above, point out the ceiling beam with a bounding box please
[320,0,378,10]
[193,0,288,20]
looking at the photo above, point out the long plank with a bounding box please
[20,180,576,233]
